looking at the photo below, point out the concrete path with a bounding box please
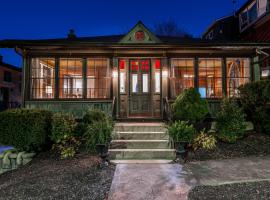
[187,156,270,186]
[108,164,197,200]
[108,156,270,200]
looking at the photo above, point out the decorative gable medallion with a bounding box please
[135,31,145,41]
[119,21,161,44]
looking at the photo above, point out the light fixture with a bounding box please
[183,74,194,78]
[112,68,118,78]
[45,86,53,94]
[162,70,168,78]
[261,68,270,78]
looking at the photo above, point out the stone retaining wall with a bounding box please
[0,151,35,174]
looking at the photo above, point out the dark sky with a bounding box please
[0,0,247,67]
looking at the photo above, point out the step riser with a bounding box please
[110,141,170,149]
[109,150,175,160]
[114,126,167,132]
[113,133,168,140]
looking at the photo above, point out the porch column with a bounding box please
[111,58,119,118]
[161,57,169,118]
[222,57,227,97]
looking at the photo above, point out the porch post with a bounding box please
[194,56,199,90]
[161,57,169,118]
[21,56,28,107]
[112,58,119,118]
[222,57,227,97]
[55,58,59,99]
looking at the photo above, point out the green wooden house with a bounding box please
[1,21,269,120]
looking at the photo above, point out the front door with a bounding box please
[129,59,151,117]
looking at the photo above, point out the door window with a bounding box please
[142,74,149,93]
[132,74,138,93]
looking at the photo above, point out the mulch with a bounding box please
[188,132,270,161]
[188,181,270,200]
[0,152,115,200]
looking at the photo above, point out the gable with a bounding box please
[119,21,162,44]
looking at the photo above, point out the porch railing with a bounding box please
[112,96,116,120]
[163,97,172,122]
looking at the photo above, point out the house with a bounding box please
[0,21,269,119]
[203,0,270,80]
[0,55,22,111]
[203,15,239,41]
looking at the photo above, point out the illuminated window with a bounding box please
[198,58,222,98]
[154,59,161,93]
[30,58,55,99]
[171,59,194,98]
[227,58,250,97]
[59,58,83,99]
[87,58,111,98]
[119,59,126,93]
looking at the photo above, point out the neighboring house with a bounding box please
[0,21,270,119]
[0,55,22,111]
[203,15,239,41]
[203,0,270,79]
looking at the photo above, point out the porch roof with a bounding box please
[1,35,270,48]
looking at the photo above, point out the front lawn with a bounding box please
[189,132,270,161]
[0,152,115,200]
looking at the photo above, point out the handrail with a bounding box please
[163,97,172,122]
[111,96,116,120]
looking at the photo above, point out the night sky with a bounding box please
[0,0,247,67]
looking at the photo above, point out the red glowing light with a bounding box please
[119,60,125,69]
[155,59,161,69]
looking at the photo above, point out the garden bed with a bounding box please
[188,181,270,200]
[189,132,270,161]
[0,152,115,200]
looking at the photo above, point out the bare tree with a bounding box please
[153,20,192,38]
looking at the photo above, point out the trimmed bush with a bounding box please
[216,98,246,143]
[0,109,52,152]
[172,88,209,124]
[83,109,108,125]
[84,120,113,152]
[238,80,270,134]
[51,113,80,159]
[166,121,197,143]
[51,113,77,143]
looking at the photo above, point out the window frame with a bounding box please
[28,57,112,101]
[86,58,111,99]
[3,71,12,83]
[226,58,251,97]
[170,58,195,98]
[29,57,56,100]
[198,58,223,99]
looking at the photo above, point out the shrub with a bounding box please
[166,121,197,143]
[83,109,108,125]
[216,98,246,143]
[84,120,113,152]
[0,109,52,152]
[172,88,209,124]
[238,80,270,134]
[51,113,80,159]
[193,130,216,150]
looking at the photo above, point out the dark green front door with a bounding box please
[129,59,151,117]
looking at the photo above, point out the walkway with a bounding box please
[108,156,270,200]
[187,156,270,186]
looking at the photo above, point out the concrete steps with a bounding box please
[110,140,170,149]
[109,149,175,160]
[113,132,168,140]
[109,122,174,161]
